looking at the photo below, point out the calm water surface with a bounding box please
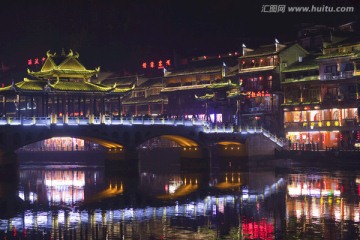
[0,151,359,240]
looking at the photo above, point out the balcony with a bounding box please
[322,71,353,80]
[284,118,358,131]
[283,75,319,83]
[239,65,276,73]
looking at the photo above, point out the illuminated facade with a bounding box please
[282,37,360,149]
[0,49,132,120]
[161,55,239,123]
[121,76,166,116]
[238,42,309,133]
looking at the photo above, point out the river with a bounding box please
[0,149,359,239]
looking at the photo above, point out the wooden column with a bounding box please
[24,96,28,117]
[100,96,104,116]
[30,96,34,117]
[2,96,6,117]
[57,96,60,116]
[118,96,121,116]
[78,96,81,116]
[45,95,49,116]
[67,97,71,116]
[161,100,164,115]
[17,95,20,118]
[93,96,97,116]
[41,95,45,116]
[83,96,86,116]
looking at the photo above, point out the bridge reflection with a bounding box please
[0,162,286,239]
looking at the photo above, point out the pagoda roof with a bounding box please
[0,78,132,94]
[227,90,248,99]
[48,81,112,92]
[122,95,167,105]
[100,73,138,87]
[195,93,214,101]
[206,80,238,89]
[28,49,100,79]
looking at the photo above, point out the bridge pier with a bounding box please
[180,147,211,172]
[0,149,18,169]
[0,151,21,218]
[104,147,139,176]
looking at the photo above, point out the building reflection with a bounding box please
[0,165,286,239]
[286,172,360,239]
[18,166,104,207]
[45,170,85,204]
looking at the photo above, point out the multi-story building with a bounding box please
[122,76,166,116]
[282,36,360,149]
[160,55,239,123]
[237,41,309,133]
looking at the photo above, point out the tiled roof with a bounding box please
[325,34,360,48]
[49,81,112,91]
[122,95,166,105]
[0,78,131,93]
[137,78,163,88]
[100,74,138,87]
[282,57,319,73]
[28,50,99,79]
[165,65,221,77]
[195,93,214,101]
[15,79,46,91]
[282,75,319,84]
[239,44,288,58]
[316,51,355,59]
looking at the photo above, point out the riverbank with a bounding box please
[275,149,360,169]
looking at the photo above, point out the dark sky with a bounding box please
[0,0,359,75]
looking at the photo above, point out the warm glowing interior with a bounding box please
[160,135,198,147]
[82,137,123,148]
[216,141,242,146]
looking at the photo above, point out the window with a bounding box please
[267,76,273,90]
[309,88,320,101]
[344,63,354,71]
[325,65,337,74]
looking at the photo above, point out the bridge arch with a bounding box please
[0,124,207,153]
[13,133,124,151]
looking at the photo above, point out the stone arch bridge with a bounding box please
[0,117,284,162]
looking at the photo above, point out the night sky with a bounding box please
[0,0,359,76]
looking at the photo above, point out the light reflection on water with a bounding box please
[0,154,359,239]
